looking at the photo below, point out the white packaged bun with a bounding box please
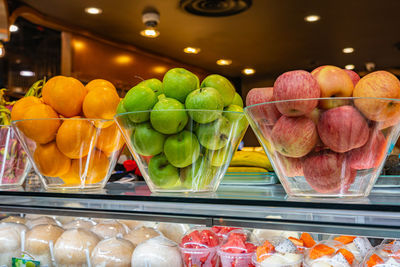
[0,222,27,266]
[91,237,134,267]
[123,226,160,247]
[63,218,96,230]
[90,219,129,239]
[252,229,299,242]
[54,228,100,267]
[1,215,27,224]
[119,220,156,230]
[156,222,189,244]
[25,224,64,267]
[131,236,182,267]
[26,216,61,229]
[56,216,76,225]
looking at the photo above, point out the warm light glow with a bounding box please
[85,7,103,15]
[216,59,232,66]
[153,66,167,74]
[115,55,133,64]
[305,15,320,22]
[0,43,4,58]
[140,28,160,38]
[342,47,354,54]
[72,40,85,51]
[20,70,35,77]
[183,47,201,54]
[9,25,18,32]
[242,68,255,75]
[345,64,355,70]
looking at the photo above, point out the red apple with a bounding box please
[378,115,400,130]
[273,70,320,117]
[348,129,387,170]
[353,71,400,121]
[311,65,354,109]
[246,87,281,125]
[317,105,369,153]
[271,115,318,158]
[275,153,304,177]
[306,107,321,125]
[344,69,361,86]
[303,151,355,193]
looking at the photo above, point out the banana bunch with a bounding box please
[228,149,274,173]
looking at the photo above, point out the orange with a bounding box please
[60,150,109,185]
[16,103,60,144]
[56,118,96,159]
[85,79,116,92]
[33,142,70,177]
[95,123,125,154]
[10,96,42,121]
[42,76,87,117]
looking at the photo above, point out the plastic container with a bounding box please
[179,227,221,267]
[245,97,400,198]
[115,110,248,193]
[253,237,303,267]
[218,229,258,267]
[361,243,400,266]
[0,125,30,188]
[330,235,373,262]
[12,118,124,190]
[303,240,358,267]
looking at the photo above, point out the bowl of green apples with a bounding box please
[115,68,248,193]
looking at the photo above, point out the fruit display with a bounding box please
[254,237,303,267]
[362,243,400,266]
[304,240,358,266]
[245,67,400,197]
[228,150,273,173]
[332,235,373,263]
[11,77,124,190]
[115,68,248,193]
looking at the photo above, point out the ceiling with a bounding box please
[14,0,400,78]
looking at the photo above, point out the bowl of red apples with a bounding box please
[244,66,400,198]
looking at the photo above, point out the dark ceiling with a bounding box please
[16,0,400,78]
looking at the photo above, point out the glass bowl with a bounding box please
[0,125,31,188]
[12,118,124,190]
[244,97,400,198]
[115,109,248,193]
[361,243,400,266]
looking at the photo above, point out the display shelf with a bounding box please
[1,181,400,238]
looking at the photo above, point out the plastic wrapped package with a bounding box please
[54,228,100,267]
[26,216,61,229]
[63,218,96,230]
[55,216,76,225]
[254,237,303,267]
[362,243,400,266]
[156,222,189,244]
[123,226,161,247]
[331,235,373,262]
[90,237,135,267]
[25,224,64,267]
[0,222,28,266]
[131,236,183,267]
[90,219,129,239]
[304,240,358,267]
[1,216,27,224]
[252,229,300,242]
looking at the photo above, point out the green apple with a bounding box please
[123,84,157,123]
[232,92,244,107]
[132,122,166,156]
[205,145,232,167]
[148,154,181,188]
[150,98,188,134]
[196,116,231,150]
[158,93,166,100]
[115,100,135,129]
[201,74,235,107]
[138,78,163,96]
[223,104,248,135]
[163,68,199,103]
[185,118,199,132]
[185,87,224,124]
[181,157,216,190]
[164,130,200,168]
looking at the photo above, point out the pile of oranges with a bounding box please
[11,77,124,186]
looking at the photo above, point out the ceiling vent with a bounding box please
[180,0,252,17]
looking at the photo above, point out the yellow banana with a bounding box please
[230,151,273,171]
[227,166,270,173]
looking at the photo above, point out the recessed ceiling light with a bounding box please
[216,59,232,66]
[342,47,354,54]
[140,28,160,38]
[305,15,320,22]
[85,7,102,15]
[9,24,18,32]
[345,64,355,70]
[183,47,201,54]
[115,55,133,64]
[0,43,4,58]
[20,70,35,77]
[153,66,167,74]
[242,68,255,75]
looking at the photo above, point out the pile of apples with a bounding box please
[247,66,400,193]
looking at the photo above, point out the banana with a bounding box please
[230,151,273,171]
[227,166,270,173]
